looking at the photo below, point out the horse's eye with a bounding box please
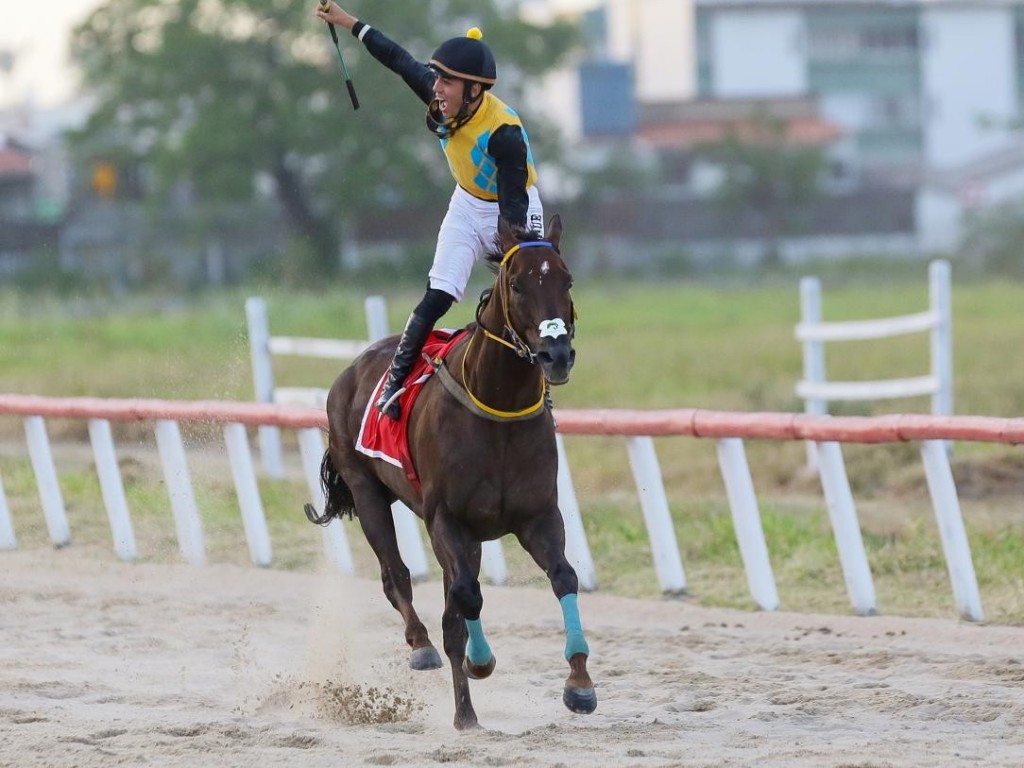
[510,279,523,294]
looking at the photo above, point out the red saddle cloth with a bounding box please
[355,329,467,495]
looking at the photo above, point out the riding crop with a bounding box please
[319,0,360,110]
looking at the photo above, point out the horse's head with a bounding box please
[483,215,576,385]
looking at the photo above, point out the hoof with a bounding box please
[563,684,597,714]
[454,716,481,731]
[463,653,496,680]
[410,646,443,670]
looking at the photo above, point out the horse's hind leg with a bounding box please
[515,512,597,715]
[347,475,442,670]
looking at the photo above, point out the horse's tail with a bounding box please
[303,449,356,525]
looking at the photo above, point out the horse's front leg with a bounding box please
[558,591,596,713]
[429,515,489,730]
[516,511,598,715]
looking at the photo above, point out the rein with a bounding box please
[459,240,558,420]
[459,332,546,419]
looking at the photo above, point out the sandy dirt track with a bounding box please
[1,546,1022,768]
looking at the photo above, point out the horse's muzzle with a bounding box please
[537,339,575,385]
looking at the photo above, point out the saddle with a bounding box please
[355,329,467,494]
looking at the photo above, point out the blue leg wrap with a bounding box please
[465,618,493,666]
[560,593,590,661]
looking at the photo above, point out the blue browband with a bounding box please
[500,240,559,266]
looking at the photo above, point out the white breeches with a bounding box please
[428,185,543,301]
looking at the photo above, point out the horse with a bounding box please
[304,215,596,730]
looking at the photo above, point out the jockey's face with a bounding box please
[434,73,482,119]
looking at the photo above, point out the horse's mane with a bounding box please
[484,227,546,273]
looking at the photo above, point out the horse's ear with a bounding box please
[545,215,563,249]
[497,216,519,252]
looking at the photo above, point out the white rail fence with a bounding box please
[2,395,1018,622]
[797,260,953,463]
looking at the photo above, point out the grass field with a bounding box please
[1,267,1023,624]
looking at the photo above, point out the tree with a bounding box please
[695,109,826,267]
[69,0,577,280]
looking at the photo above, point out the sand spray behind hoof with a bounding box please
[287,569,426,724]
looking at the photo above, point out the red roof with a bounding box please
[0,146,33,178]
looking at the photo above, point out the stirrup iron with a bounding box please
[378,386,406,416]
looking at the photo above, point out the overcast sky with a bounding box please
[0,1,102,107]
[0,1,602,109]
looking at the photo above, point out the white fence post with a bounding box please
[392,502,431,581]
[919,439,983,621]
[155,419,206,566]
[0,474,15,550]
[24,416,71,547]
[223,423,273,567]
[715,438,779,611]
[815,441,877,616]
[800,276,825,470]
[930,261,954,455]
[297,426,355,574]
[246,297,284,478]
[556,434,596,591]
[364,295,390,342]
[626,436,687,594]
[481,539,507,586]
[87,419,137,561]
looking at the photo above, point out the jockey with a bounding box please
[315,2,544,420]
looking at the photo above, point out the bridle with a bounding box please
[474,241,550,362]
[460,240,574,419]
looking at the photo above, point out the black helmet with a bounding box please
[429,28,496,88]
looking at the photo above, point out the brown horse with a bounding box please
[305,215,596,730]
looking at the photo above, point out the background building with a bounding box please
[534,0,1024,253]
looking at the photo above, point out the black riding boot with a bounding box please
[375,312,434,420]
